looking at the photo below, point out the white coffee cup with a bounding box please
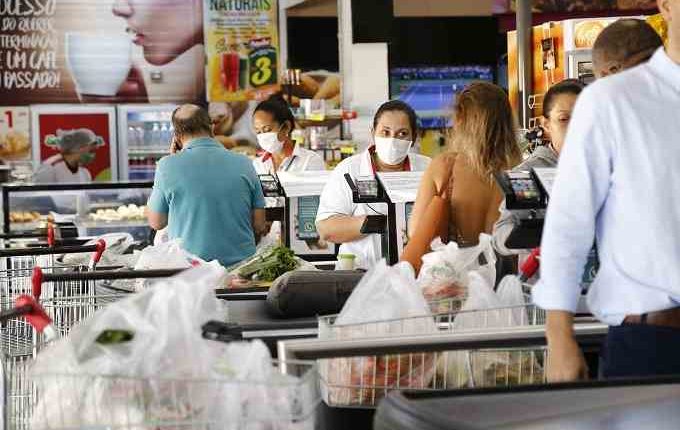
[66,33,132,96]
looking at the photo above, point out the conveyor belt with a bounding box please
[205,299,319,357]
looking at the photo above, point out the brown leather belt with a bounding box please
[623,307,680,329]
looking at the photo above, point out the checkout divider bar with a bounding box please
[0,243,101,257]
[39,268,186,282]
[277,322,609,362]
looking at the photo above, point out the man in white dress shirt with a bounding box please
[534,0,680,381]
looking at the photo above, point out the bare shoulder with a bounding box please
[428,152,457,182]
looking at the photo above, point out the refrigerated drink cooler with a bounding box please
[117,104,176,181]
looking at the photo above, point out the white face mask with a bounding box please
[257,132,284,154]
[374,136,412,165]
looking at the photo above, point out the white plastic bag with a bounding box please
[320,260,437,406]
[29,264,229,430]
[134,238,202,270]
[418,234,496,313]
[418,234,496,308]
[438,271,540,388]
[60,233,136,267]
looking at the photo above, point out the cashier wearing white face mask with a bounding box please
[252,95,325,174]
[316,100,431,269]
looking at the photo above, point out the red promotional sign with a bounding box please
[37,113,113,181]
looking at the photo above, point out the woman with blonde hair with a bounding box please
[406,82,521,268]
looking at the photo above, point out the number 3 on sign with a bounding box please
[251,57,272,87]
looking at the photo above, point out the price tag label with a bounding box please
[249,47,277,88]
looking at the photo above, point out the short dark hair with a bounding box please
[542,79,584,118]
[373,100,419,137]
[254,94,296,136]
[593,19,663,65]
[172,104,213,137]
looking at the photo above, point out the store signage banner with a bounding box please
[204,0,280,102]
[36,112,113,181]
[504,0,657,12]
[0,0,205,105]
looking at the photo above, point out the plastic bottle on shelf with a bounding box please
[127,126,138,148]
[142,124,152,148]
[151,123,161,150]
[160,122,171,148]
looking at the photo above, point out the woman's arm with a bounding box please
[408,157,442,236]
[317,215,366,244]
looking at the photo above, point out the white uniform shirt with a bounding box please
[252,144,326,175]
[316,149,431,269]
[33,154,92,183]
[533,48,680,325]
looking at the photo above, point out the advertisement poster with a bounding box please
[204,0,280,102]
[0,0,204,105]
[0,107,31,162]
[505,0,657,12]
[34,111,114,182]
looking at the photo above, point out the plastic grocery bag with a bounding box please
[29,265,228,430]
[134,238,202,270]
[319,260,437,406]
[131,239,207,291]
[60,233,136,267]
[418,234,496,311]
[209,340,316,430]
[437,271,541,388]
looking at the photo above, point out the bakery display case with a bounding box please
[2,181,153,240]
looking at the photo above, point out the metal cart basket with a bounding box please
[304,296,547,408]
[0,294,321,430]
[0,242,107,358]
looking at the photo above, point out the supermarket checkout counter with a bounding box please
[258,171,338,264]
[345,171,422,265]
[375,377,680,429]
[207,270,364,356]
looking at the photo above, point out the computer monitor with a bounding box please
[389,65,494,129]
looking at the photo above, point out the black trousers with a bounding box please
[601,323,680,379]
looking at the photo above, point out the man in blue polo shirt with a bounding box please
[147,104,266,267]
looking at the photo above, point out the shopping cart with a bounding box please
[0,294,321,430]
[279,321,608,430]
[314,298,547,408]
[29,268,188,340]
[0,241,107,358]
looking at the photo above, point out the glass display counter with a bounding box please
[2,181,153,241]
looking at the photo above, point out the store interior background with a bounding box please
[0,0,661,180]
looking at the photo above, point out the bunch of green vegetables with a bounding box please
[237,246,299,282]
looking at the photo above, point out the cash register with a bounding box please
[344,171,422,265]
[259,172,338,262]
[494,168,551,250]
[495,167,598,296]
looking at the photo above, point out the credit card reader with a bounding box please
[258,174,283,198]
[494,170,549,249]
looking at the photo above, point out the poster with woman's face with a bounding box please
[0,0,204,105]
